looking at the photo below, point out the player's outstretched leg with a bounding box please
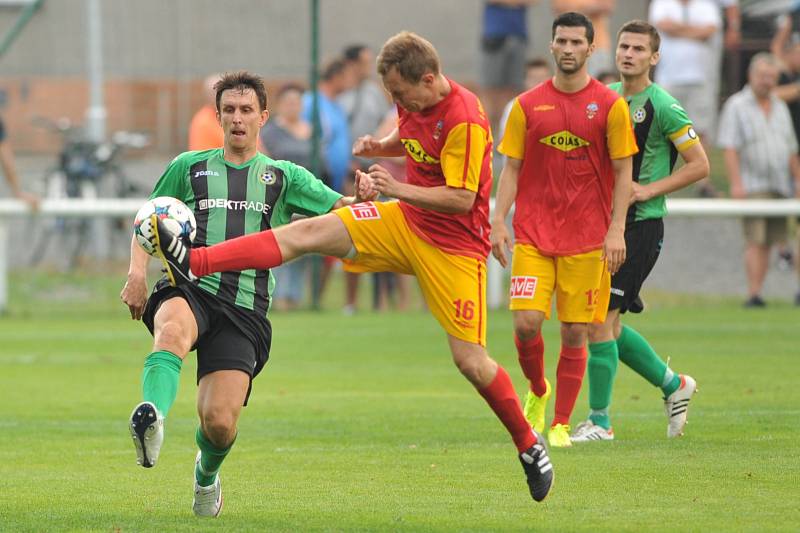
[193,450,223,517]
[129,401,163,468]
[518,430,555,502]
[616,325,697,437]
[151,214,196,286]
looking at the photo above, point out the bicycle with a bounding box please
[29,116,151,269]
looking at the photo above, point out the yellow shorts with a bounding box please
[334,201,487,346]
[509,243,610,323]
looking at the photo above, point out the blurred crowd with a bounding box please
[6,0,798,309]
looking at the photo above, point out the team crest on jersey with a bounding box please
[632,107,647,124]
[510,276,538,299]
[260,170,277,185]
[586,102,599,119]
[349,202,381,221]
[539,130,590,152]
[433,119,444,140]
[400,138,440,164]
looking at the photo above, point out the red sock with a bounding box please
[552,345,587,427]
[514,333,546,396]
[477,366,537,452]
[190,230,283,277]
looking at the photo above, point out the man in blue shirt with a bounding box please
[480,0,536,132]
[302,58,354,193]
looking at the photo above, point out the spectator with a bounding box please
[552,0,617,76]
[498,57,553,140]
[339,44,391,171]
[649,0,722,197]
[339,44,392,314]
[302,58,356,306]
[188,74,224,151]
[0,116,38,209]
[479,0,538,133]
[302,58,354,193]
[717,52,800,307]
[260,83,314,311]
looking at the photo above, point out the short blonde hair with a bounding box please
[377,31,440,83]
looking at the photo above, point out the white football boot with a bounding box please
[570,420,615,442]
[129,401,164,468]
[664,374,697,438]
[193,451,223,517]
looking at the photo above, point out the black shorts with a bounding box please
[609,218,664,314]
[142,278,272,404]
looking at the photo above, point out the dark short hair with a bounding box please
[321,57,348,82]
[552,11,594,45]
[617,19,661,53]
[526,57,551,71]
[276,82,306,100]
[344,44,368,62]
[377,31,440,83]
[215,71,268,112]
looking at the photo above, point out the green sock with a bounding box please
[141,350,183,418]
[617,325,681,397]
[587,340,618,429]
[195,426,235,487]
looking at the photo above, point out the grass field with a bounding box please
[1,270,799,532]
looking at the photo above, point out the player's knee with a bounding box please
[153,320,192,356]
[451,349,494,386]
[513,313,542,341]
[561,322,588,346]
[200,407,237,448]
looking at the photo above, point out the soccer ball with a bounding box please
[133,196,196,256]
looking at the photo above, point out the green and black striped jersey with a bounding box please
[609,82,699,223]
[150,149,341,316]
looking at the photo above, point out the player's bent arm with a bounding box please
[635,143,710,201]
[393,182,476,214]
[722,148,745,198]
[353,128,405,158]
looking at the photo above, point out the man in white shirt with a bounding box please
[650,0,722,195]
[717,53,800,307]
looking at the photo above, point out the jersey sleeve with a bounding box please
[660,97,700,152]
[284,163,342,217]
[149,154,189,201]
[497,98,526,160]
[440,121,489,192]
[606,97,638,159]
